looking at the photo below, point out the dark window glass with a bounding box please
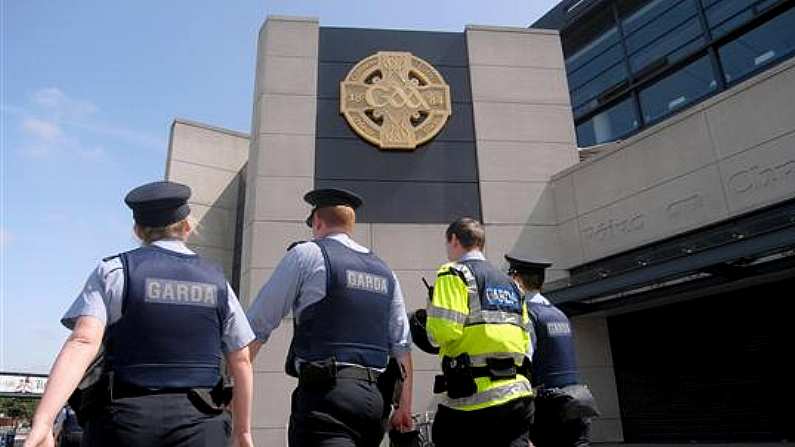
[564,8,620,73]
[708,0,790,37]
[718,6,795,83]
[571,62,628,109]
[567,44,626,90]
[757,0,786,11]
[706,0,756,37]
[575,96,640,147]
[639,55,718,122]
[629,19,705,73]
[623,0,699,53]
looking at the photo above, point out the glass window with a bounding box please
[706,0,756,37]
[639,55,718,122]
[629,19,705,73]
[567,44,626,90]
[623,0,699,53]
[575,96,640,147]
[620,0,695,36]
[718,6,795,83]
[571,62,628,109]
[564,8,620,73]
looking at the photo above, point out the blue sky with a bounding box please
[1,0,558,373]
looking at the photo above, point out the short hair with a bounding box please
[512,270,545,292]
[446,217,485,250]
[135,216,197,245]
[315,205,355,232]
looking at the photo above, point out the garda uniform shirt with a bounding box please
[247,232,412,357]
[61,239,255,353]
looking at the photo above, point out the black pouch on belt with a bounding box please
[299,358,337,390]
[486,357,517,380]
[442,353,477,399]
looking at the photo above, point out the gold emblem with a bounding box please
[340,51,452,150]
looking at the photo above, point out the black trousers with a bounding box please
[81,393,231,447]
[431,397,534,447]
[530,396,591,447]
[288,379,386,447]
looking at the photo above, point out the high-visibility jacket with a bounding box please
[426,256,533,411]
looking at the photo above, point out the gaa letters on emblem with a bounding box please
[340,51,452,150]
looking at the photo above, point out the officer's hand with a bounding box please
[23,424,54,447]
[389,406,414,432]
[232,431,254,447]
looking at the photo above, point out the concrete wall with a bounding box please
[465,25,579,283]
[572,315,624,442]
[548,55,795,445]
[164,119,250,278]
[465,25,624,442]
[241,16,319,445]
[552,56,795,268]
[238,19,609,445]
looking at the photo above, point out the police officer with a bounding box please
[505,255,599,447]
[25,181,256,447]
[246,188,414,447]
[425,217,534,447]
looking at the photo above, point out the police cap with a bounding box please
[505,255,552,274]
[303,188,363,227]
[125,181,191,227]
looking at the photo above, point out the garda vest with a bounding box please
[460,260,526,332]
[430,259,533,411]
[528,300,578,389]
[292,238,394,369]
[106,245,228,389]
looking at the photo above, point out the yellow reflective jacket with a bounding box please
[426,257,533,411]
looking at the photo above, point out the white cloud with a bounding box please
[32,87,98,120]
[22,117,63,141]
[13,87,164,159]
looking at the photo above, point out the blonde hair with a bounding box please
[315,206,355,233]
[135,216,199,245]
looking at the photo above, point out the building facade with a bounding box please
[163,2,795,444]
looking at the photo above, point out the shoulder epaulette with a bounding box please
[102,253,123,262]
[287,240,308,251]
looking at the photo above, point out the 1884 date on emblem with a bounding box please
[340,51,452,150]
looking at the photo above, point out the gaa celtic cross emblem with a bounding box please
[340,51,452,150]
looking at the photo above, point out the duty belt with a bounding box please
[111,380,194,399]
[336,365,382,383]
[470,365,518,380]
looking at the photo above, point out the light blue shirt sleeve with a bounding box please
[61,257,124,330]
[246,242,326,343]
[222,284,256,353]
[389,273,412,356]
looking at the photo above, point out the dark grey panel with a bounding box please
[317,62,472,104]
[316,27,481,224]
[316,99,474,142]
[319,27,469,66]
[316,139,478,182]
[316,179,481,224]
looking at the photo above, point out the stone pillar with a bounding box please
[240,16,319,446]
[165,119,249,278]
[572,315,624,442]
[465,25,579,280]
